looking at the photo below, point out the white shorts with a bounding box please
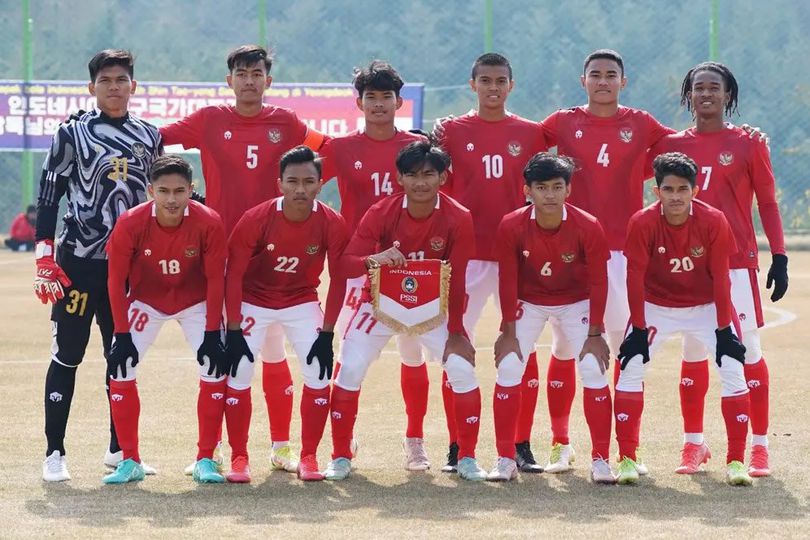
[515,300,608,389]
[682,268,763,363]
[464,259,500,338]
[616,302,748,397]
[336,276,423,365]
[229,301,327,390]
[335,302,451,391]
[117,300,218,382]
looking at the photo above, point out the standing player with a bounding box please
[103,155,228,484]
[318,60,430,470]
[161,45,326,473]
[490,153,614,483]
[650,62,786,477]
[35,50,162,481]
[616,152,751,486]
[325,141,485,481]
[436,53,547,473]
[222,146,348,482]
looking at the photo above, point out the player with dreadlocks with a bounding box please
[650,61,786,478]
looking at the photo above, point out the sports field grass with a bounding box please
[0,249,808,538]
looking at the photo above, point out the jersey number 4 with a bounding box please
[597,144,610,168]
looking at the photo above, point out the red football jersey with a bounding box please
[650,126,785,269]
[160,105,310,233]
[497,203,609,326]
[106,200,227,333]
[624,200,735,328]
[438,112,547,261]
[225,197,348,327]
[541,106,674,250]
[341,193,475,333]
[320,129,425,232]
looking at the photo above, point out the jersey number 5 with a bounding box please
[246,145,259,169]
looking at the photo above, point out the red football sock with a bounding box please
[515,351,539,443]
[262,360,293,443]
[721,393,751,463]
[401,363,429,438]
[679,360,710,434]
[493,384,520,458]
[612,360,621,388]
[547,356,576,445]
[744,359,769,437]
[441,370,458,444]
[109,379,140,463]
[300,385,330,458]
[453,388,482,459]
[224,386,252,459]
[330,386,360,460]
[197,379,227,460]
[583,386,613,460]
[614,390,644,461]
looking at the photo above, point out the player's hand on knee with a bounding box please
[108,332,138,380]
[618,326,649,370]
[33,240,72,304]
[225,329,254,378]
[580,335,611,373]
[494,329,522,367]
[198,330,228,378]
[766,254,788,302]
[443,332,476,366]
[714,326,746,367]
[306,330,335,380]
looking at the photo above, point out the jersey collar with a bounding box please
[402,195,440,209]
[151,202,189,217]
[659,202,693,216]
[275,198,319,212]
[530,204,567,221]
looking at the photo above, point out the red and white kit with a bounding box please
[617,200,749,464]
[331,193,483,461]
[496,203,612,460]
[106,200,227,463]
[224,197,348,460]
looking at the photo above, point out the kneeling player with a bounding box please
[615,152,751,486]
[103,155,229,484]
[223,146,348,482]
[491,153,614,483]
[326,141,486,481]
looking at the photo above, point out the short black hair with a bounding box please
[652,152,698,187]
[88,49,134,82]
[150,155,193,184]
[353,60,404,97]
[583,49,624,77]
[26,204,36,214]
[471,53,513,80]
[523,152,575,186]
[680,61,739,118]
[227,45,272,73]
[396,141,451,175]
[280,145,322,178]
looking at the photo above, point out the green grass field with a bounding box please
[0,250,808,538]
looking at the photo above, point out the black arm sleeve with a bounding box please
[35,170,68,241]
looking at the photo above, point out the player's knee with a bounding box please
[742,332,762,364]
[718,361,748,397]
[51,335,88,368]
[334,358,366,392]
[109,366,137,382]
[301,363,330,391]
[495,352,524,387]
[444,353,478,393]
[227,360,255,391]
[579,354,608,389]
[396,336,424,367]
[551,340,575,360]
[615,357,645,393]
[682,335,708,362]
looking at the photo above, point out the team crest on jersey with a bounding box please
[561,252,575,263]
[507,141,522,157]
[305,244,320,255]
[619,128,633,143]
[430,236,445,251]
[466,143,475,152]
[690,246,705,258]
[144,249,152,256]
[401,276,418,294]
[224,131,232,140]
[268,129,282,143]
[185,247,198,258]
[718,152,734,166]
[575,130,583,139]
[131,142,146,158]
[354,160,363,170]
